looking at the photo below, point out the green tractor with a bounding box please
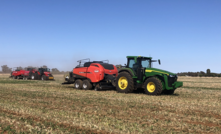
[116,56,183,95]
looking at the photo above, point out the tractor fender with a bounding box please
[118,68,135,77]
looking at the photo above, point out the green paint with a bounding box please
[119,56,183,91]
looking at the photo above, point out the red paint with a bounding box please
[73,63,118,83]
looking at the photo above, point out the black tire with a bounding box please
[143,77,163,95]
[82,80,92,90]
[163,89,175,95]
[74,79,83,89]
[41,75,46,81]
[116,72,134,93]
[94,84,100,91]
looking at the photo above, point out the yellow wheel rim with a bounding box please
[118,76,128,90]
[147,82,156,93]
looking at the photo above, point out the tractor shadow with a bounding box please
[132,88,180,96]
[63,86,179,96]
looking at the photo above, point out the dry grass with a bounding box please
[0,74,221,133]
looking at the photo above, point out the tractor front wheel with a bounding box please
[82,80,92,90]
[143,77,163,95]
[74,79,83,89]
[116,72,134,93]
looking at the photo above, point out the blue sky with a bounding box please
[0,0,221,73]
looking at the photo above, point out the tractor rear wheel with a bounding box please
[143,77,163,95]
[116,72,134,93]
[41,75,46,81]
[163,89,175,95]
[82,80,92,90]
[74,79,83,89]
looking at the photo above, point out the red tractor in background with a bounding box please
[10,67,54,80]
[62,58,118,90]
[28,67,54,80]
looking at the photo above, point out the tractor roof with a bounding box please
[126,56,152,59]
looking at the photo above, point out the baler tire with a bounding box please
[74,79,83,89]
[163,89,175,95]
[82,80,92,90]
[31,74,35,80]
[116,72,134,93]
[143,77,163,95]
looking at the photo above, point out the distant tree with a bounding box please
[1,65,12,73]
[52,68,60,73]
[42,65,47,68]
[25,66,37,70]
[207,69,211,75]
[17,66,24,70]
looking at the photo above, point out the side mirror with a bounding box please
[158,59,161,65]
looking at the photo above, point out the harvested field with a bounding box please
[0,74,221,133]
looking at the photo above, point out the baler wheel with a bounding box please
[74,79,83,89]
[116,72,134,93]
[31,74,35,80]
[82,80,92,90]
[143,77,163,95]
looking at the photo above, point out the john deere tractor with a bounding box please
[116,56,183,95]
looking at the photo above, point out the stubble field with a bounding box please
[0,74,221,134]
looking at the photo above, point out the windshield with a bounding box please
[141,58,151,68]
[39,68,50,72]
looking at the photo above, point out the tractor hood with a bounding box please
[145,68,176,76]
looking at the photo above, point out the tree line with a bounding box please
[177,69,221,77]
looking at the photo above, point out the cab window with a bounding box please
[128,59,135,68]
[141,59,150,68]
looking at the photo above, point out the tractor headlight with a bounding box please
[169,75,175,77]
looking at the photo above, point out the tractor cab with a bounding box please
[126,56,161,80]
[38,68,50,75]
[26,68,36,71]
